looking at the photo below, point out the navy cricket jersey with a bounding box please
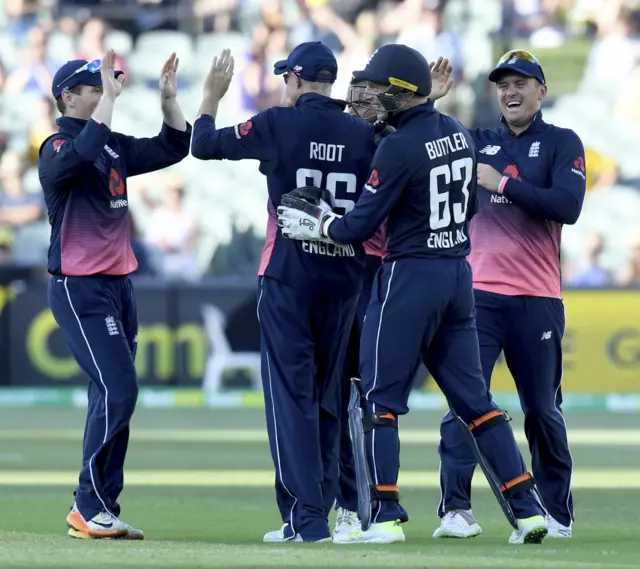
[468,112,586,299]
[327,101,478,261]
[38,117,191,276]
[191,93,378,297]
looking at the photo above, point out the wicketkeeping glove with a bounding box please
[277,186,341,242]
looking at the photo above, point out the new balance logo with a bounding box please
[529,141,540,158]
[541,331,552,340]
[479,145,501,155]
[104,145,119,159]
[105,316,119,336]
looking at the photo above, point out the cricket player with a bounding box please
[190,43,382,542]
[432,50,585,540]
[38,50,191,539]
[277,43,548,545]
[333,79,385,535]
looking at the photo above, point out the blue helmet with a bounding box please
[350,44,432,114]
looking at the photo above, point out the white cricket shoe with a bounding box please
[432,509,482,539]
[508,515,548,544]
[546,515,572,538]
[263,524,330,543]
[333,508,359,536]
[66,505,135,539]
[334,519,405,544]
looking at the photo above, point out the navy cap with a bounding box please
[273,41,338,83]
[51,59,124,99]
[488,50,546,84]
[352,44,432,96]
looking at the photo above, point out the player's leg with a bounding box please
[257,276,329,543]
[435,289,505,537]
[313,293,359,521]
[48,276,138,540]
[426,261,547,544]
[99,277,143,539]
[504,296,573,535]
[335,259,446,544]
[335,256,380,534]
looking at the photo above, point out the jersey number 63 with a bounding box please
[429,157,473,230]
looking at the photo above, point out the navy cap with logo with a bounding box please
[488,50,546,84]
[273,41,338,83]
[51,59,124,99]
[351,44,432,97]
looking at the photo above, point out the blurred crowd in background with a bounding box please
[0,0,638,287]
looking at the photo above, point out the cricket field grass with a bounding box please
[0,407,639,568]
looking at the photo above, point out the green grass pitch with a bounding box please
[0,407,639,568]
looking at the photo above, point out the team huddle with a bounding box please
[38,37,586,544]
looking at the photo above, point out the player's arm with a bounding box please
[498,130,586,224]
[190,110,276,164]
[38,119,111,185]
[116,121,192,177]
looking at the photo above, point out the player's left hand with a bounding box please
[477,163,503,193]
[277,205,339,242]
[159,52,179,99]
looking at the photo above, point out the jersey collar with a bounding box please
[393,100,436,129]
[295,93,347,111]
[56,117,89,136]
[500,110,545,137]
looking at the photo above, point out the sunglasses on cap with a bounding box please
[56,58,102,90]
[497,49,541,66]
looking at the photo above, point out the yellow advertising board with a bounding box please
[428,290,640,394]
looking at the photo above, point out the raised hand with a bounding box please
[160,52,179,100]
[203,49,235,101]
[429,57,453,101]
[100,49,125,100]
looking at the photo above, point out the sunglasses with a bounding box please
[497,49,541,66]
[56,58,101,90]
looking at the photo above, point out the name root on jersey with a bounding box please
[427,228,468,249]
[302,240,356,257]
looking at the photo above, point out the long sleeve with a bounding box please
[190,111,276,166]
[118,121,192,177]
[327,138,410,244]
[38,119,111,185]
[501,129,586,225]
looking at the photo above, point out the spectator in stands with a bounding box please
[617,233,640,288]
[193,0,239,33]
[584,146,620,193]
[4,26,59,98]
[75,18,129,79]
[26,98,58,167]
[4,0,40,42]
[566,232,613,288]
[240,0,288,112]
[142,173,201,282]
[0,151,44,253]
[581,3,640,100]
[292,0,373,98]
[500,0,567,48]
[379,0,467,120]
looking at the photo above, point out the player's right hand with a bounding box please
[429,57,453,101]
[203,49,235,100]
[100,49,125,100]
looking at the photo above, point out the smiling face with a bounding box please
[496,72,547,131]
